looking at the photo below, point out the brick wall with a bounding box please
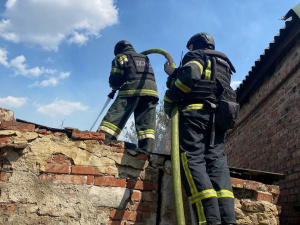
[225,39,300,224]
[0,108,281,224]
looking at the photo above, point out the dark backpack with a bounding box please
[203,50,240,130]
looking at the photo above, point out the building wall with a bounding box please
[225,38,300,224]
[0,108,280,224]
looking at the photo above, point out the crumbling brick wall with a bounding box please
[225,38,300,224]
[0,108,280,224]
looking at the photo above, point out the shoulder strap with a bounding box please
[202,49,236,73]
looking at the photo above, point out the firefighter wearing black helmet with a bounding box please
[164,33,237,225]
[97,40,158,153]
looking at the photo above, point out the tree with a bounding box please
[123,96,171,155]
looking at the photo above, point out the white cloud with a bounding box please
[37,99,88,117]
[59,72,70,79]
[231,81,242,90]
[68,31,89,46]
[0,19,19,42]
[10,55,46,77]
[31,77,59,87]
[0,0,119,50]
[10,55,57,78]
[0,48,70,86]
[0,96,27,108]
[31,72,70,87]
[5,0,17,9]
[0,48,9,67]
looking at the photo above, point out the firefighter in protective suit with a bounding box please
[97,40,158,153]
[164,33,237,225]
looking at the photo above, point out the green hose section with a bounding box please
[140,48,176,68]
[141,48,186,225]
[171,104,186,225]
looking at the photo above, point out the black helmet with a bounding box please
[114,40,133,55]
[186,33,215,50]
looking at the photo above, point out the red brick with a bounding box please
[71,130,105,140]
[127,180,158,191]
[94,176,126,187]
[142,191,158,202]
[253,191,273,203]
[53,154,71,164]
[244,180,260,191]
[131,190,142,201]
[110,210,141,222]
[71,165,102,175]
[0,136,10,143]
[131,202,157,212]
[86,175,94,185]
[0,121,35,132]
[37,129,47,134]
[52,174,87,184]
[110,210,120,219]
[45,163,70,174]
[231,178,244,189]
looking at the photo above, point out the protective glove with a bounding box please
[164,61,176,76]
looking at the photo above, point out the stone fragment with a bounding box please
[0,108,15,122]
[241,199,265,212]
[89,186,130,208]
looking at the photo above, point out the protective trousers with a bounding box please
[97,95,158,152]
[179,110,236,225]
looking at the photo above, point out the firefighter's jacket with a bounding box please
[164,49,213,115]
[109,47,158,99]
[164,48,234,111]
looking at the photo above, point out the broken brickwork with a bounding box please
[0,108,280,224]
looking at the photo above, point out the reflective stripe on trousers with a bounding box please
[179,111,236,224]
[99,121,122,139]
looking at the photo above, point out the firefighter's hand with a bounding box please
[164,61,176,76]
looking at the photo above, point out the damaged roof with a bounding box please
[236,3,300,105]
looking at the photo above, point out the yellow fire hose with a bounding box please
[141,49,186,225]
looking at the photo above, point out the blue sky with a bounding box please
[0,0,298,133]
